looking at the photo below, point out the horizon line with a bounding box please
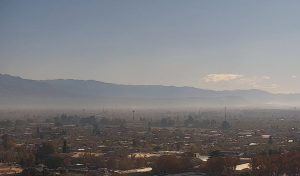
[0,73,297,95]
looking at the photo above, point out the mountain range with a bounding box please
[0,74,299,109]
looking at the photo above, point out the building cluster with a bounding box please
[1,109,300,175]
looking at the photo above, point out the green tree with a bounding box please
[36,142,56,162]
[1,134,15,150]
[45,154,65,169]
[62,139,68,153]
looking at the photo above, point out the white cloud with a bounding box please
[239,76,278,90]
[292,75,297,79]
[261,76,271,80]
[202,74,280,92]
[204,74,243,82]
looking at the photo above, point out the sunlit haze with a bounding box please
[3,2,300,175]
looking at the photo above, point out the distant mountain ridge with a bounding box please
[0,74,298,108]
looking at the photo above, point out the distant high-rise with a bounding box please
[224,106,227,121]
[132,110,135,121]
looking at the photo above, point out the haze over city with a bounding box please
[3,1,300,176]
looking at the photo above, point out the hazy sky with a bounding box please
[1,0,300,93]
